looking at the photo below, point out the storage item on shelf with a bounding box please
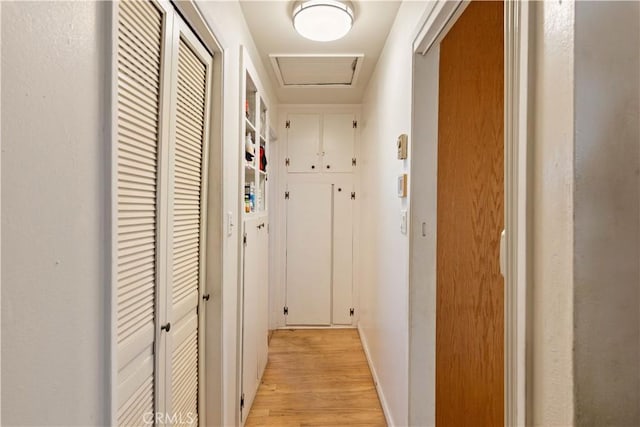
[260,146,267,172]
[245,133,255,164]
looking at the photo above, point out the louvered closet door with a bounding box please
[165,19,212,425]
[115,0,168,425]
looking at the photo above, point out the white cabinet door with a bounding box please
[241,221,260,422]
[332,184,353,324]
[286,114,321,173]
[322,113,355,173]
[286,182,332,325]
[256,222,269,377]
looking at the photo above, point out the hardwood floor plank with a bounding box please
[245,329,387,427]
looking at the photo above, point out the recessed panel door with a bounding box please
[332,182,353,325]
[323,113,355,173]
[241,221,260,422]
[287,114,321,173]
[285,181,332,325]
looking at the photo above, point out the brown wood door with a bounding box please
[435,1,504,426]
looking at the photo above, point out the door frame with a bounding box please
[409,1,531,425]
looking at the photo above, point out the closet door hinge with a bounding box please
[350,308,355,317]
[285,191,290,200]
[285,120,291,129]
[285,158,290,167]
[353,120,358,128]
[243,232,247,246]
[240,393,245,410]
[351,192,356,200]
[352,158,357,167]
[283,306,289,315]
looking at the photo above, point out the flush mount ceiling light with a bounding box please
[292,0,354,42]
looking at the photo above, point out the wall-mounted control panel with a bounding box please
[397,134,408,160]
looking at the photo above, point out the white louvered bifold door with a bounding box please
[115,0,170,425]
[165,18,212,426]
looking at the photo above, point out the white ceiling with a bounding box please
[240,0,402,104]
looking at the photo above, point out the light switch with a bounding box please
[227,211,234,236]
[400,209,408,235]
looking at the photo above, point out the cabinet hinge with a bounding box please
[285,191,290,200]
[351,192,356,200]
[350,308,355,317]
[285,158,290,167]
[352,157,357,167]
[353,120,358,128]
[283,306,289,315]
[243,232,247,246]
[240,393,245,410]
[285,120,291,129]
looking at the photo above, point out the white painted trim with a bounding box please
[358,324,394,427]
[108,2,117,424]
[504,2,531,425]
[413,0,469,55]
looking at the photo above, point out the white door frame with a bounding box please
[409,1,530,425]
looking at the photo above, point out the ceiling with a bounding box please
[240,1,402,104]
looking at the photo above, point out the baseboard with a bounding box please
[357,324,394,427]
[275,325,357,330]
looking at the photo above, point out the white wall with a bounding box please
[530,1,575,424]
[573,2,640,424]
[1,2,110,424]
[192,2,277,426]
[358,2,431,425]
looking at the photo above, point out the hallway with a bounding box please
[245,330,386,426]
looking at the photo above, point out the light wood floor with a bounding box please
[245,329,387,426]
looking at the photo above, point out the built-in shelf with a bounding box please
[246,117,256,133]
[242,68,269,217]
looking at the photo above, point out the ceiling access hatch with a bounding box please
[270,54,364,88]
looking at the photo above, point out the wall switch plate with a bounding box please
[398,174,408,198]
[401,209,408,235]
[227,211,234,236]
[397,134,408,159]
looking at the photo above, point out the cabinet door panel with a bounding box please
[287,114,321,173]
[241,222,260,422]
[323,113,355,173]
[332,184,353,324]
[286,182,332,325]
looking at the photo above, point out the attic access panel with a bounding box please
[270,54,364,88]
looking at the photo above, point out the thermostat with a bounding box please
[397,174,408,198]
[397,134,408,159]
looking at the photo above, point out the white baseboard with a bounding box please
[357,323,395,427]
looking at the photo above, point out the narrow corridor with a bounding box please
[245,329,386,426]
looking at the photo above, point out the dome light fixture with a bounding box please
[292,0,354,42]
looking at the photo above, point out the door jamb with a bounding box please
[410,1,530,425]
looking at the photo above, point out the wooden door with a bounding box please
[285,181,332,325]
[435,1,504,426]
